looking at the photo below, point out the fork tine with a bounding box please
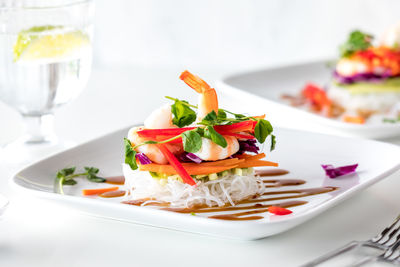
[380,236,400,262]
[371,214,400,244]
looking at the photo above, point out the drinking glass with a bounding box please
[0,0,94,167]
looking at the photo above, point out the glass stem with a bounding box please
[21,113,56,144]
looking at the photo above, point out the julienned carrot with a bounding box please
[158,144,196,185]
[343,115,365,124]
[252,114,266,119]
[235,153,266,161]
[82,186,119,196]
[139,163,240,175]
[236,160,278,168]
[189,158,243,167]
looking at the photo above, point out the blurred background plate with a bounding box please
[217,60,400,139]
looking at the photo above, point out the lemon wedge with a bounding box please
[13,25,90,62]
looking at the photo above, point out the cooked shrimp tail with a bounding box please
[180,70,219,121]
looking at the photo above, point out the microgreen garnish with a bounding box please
[56,166,105,195]
[124,138,138,170]
[340,30,373,58]
[170,98,197,127]
[254,119,273,143]
[182,130,202,153]
[204,126,227,148]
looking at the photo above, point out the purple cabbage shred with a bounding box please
[321,164,358,178]
[237,139,259,154]
[333,70,398,85]
[178,152,202,164]
[136,153,152,165]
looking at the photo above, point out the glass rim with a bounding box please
[0,0,93,11]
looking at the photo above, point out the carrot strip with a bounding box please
[158,144,196,186]
[236,160,278,168]
[235,153,266,161]
[82,186,119,196]
[188,158,243,167]
[139,164,239,175]
[252,114,265,119]
[343,115,365,124]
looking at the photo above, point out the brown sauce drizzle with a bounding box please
[256,169,289,176]
[105,176,125,185]
[121,169,338,221]
[100,190,126,198]
[263,179,305,187]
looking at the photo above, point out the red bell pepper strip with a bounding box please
[157,144,196,186]
[268,206,292,215]
[137,127,195,138]
[137,120,258,139]
[217,131,255,139]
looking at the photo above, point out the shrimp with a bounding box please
[336,58,368,76]
[128,127,183,164]
[144,104,176,129]
[193,136,239,161]
[180,70,218,121]
[180,71,239,161]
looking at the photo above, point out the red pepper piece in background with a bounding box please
[302,83,331,110]
[268,206,293,215]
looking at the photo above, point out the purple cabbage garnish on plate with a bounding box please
[136,153,152,165]
[322,164,358,178]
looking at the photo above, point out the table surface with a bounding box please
[1,66,400,267]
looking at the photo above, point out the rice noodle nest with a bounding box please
[122,164,265,208]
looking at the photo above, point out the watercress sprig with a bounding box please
[56,166,105,195]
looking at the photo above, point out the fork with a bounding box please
[300,214,400,267]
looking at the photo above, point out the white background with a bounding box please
[93,0,400,69]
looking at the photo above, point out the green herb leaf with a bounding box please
[171,99,197,127]
[270,134,276,151]
[254,119,273,143]
[340,30,373,58]
[199,110,218,126]
[124,138,138,170]
[62,179,77,185]
[217,109,227,120]
[182,130,202,153]
[86,173,106,183]
[56,167,76,178]
[84,167,99,175]
[204,126,227,148]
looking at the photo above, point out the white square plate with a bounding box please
[11,126,400,240]
[217,61,400,139]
